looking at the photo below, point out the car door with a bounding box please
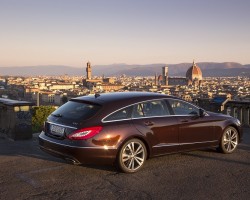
[132,99,179,156]
[167,99,216,151]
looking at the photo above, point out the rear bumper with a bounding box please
[39,132,118,165]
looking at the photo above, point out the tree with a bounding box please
[61,95,68,104]
[32,106,56,133]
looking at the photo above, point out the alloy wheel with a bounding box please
[119,139,146,173]
[219,126,239,154]
[223,128,238,152]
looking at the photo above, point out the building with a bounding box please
[155,66,170,86]
[48,83,75,90]
[168,77,187,86]
[186,60,202,87]
[162,66,168,85]
[167,60,203,87]
[96,84,124,92]
[0,78,7,89]
[86,61,92,79]
[54,93,68,106]
[103,78,115,84]
[41,92,55,103]
[83,62,102,89]
[82,61,124,92]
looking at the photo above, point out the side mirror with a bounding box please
[199,109,205,117]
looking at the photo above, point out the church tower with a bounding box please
[86,61,92,79]
[162,66,168,85]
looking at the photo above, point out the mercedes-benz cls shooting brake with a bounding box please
[39,92,243,173]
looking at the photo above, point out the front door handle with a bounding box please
[144,121,154,126]
[180,119,189,123]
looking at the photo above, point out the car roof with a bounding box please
[70,92,180,123]
[72,92,174,106]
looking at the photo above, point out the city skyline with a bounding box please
[1,0,250,67]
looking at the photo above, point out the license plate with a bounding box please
[50,124,65,136]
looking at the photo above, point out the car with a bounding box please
[39,92,243,173]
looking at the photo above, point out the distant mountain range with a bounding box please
[0,62,250,77]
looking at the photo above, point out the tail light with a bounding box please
[68,126,102,140]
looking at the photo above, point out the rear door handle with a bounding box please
[144,121,154,126]
[180,119,189,123]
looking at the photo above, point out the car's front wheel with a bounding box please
[118,138,147,173]
[219,126,239,154]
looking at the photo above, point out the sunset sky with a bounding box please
[1,0,250,67]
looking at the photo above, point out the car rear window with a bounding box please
[51,101,101,121]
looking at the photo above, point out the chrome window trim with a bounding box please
[102,98,169,123]
[102,105,133,123]
[47,121,78,130]
[101,97,209,123]
[132,115,174,120]
[132,114,208,119]
[102,118,132,123]
[104,114,209,123]
[39,133,117,150]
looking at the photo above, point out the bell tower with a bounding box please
[86,61,92,79]
[162,66,168,85]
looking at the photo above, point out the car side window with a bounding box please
[168,99,199,115]
[132,104,144,118]
[132,100,170,118]
[104,106,132,121]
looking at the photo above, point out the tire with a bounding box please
[117,138,147,173]
[218,126,239,154]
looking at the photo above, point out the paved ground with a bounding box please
[0,129,249,200]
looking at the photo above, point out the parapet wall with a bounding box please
[224,101,250,127]
[0,98,34,140]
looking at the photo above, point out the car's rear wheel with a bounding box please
[219,126,239,154]
[118,138,147,173]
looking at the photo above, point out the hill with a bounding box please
[0,62,250,77]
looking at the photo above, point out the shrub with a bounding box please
[32,106,56,133]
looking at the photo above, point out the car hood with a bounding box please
[206,111,232,119]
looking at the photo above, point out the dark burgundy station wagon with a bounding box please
[39,92,243,173]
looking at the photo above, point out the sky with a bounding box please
[0,0,250,67]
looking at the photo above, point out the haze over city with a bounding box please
[1,0,250,67]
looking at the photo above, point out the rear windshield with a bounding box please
[51,101,101,121]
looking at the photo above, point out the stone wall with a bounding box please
[224,101,250,127]
[0,98,33,140]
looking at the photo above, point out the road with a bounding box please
[0,129,249,200]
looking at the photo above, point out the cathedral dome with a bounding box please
[158,75,163,81]
[186,61,202,82]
